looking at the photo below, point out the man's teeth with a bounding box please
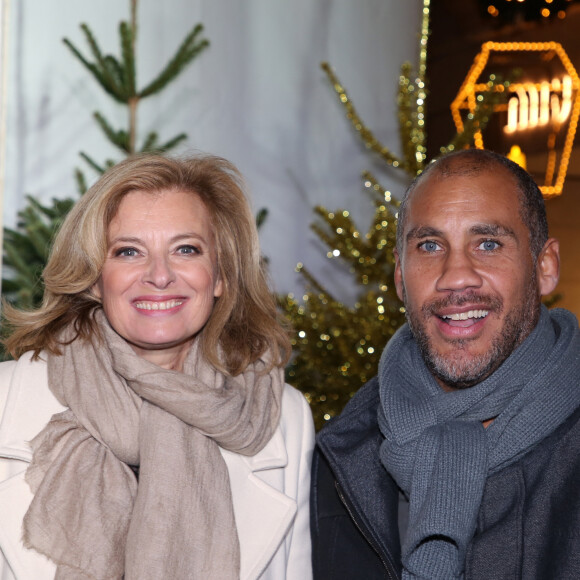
[134,300,183,310]
[441,309,488,321]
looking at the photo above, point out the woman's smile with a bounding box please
[133,297,187,312]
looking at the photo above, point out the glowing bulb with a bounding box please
[507,145,527,170]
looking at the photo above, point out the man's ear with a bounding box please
[536,237,560,297]
[394,248,404,302]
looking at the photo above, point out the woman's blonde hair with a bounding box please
[3,153,291,374]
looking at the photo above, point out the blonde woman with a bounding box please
[0,153,314,579]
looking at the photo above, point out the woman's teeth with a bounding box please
[134,300,184,311]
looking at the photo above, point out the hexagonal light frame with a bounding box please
[451,41,580,198]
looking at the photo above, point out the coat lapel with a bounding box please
[0,352,64,462]
[0,353,62,579]
[221,428,297,580]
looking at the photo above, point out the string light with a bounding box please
[483,0,578,21]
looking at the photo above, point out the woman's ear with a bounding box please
[536,238,560,297]
[91,279,103,301]
[213,277,223,298]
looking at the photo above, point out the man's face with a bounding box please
[395,164,555,390]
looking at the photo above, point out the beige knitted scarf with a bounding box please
[22,310,284,579]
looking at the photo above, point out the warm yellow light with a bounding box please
[507,145,527,170]
[488,5,499,16]
[504,75,572,134]
[542,8,550,16]
[450,42,580,197]
[540,82,551,124]
[558,10,566,18]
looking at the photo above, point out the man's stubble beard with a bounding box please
[402,272,541,390]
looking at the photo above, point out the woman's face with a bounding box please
[93,188,223,370]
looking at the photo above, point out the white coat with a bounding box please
[0,352,315,580]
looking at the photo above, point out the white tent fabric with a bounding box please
[2,0,421,300]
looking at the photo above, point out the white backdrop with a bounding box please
[3,0,421,301]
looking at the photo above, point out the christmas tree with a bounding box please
[280,0,508,429]
[2,0,209,313]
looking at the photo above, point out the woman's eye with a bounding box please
[177,245,200,255]
[419,241,440,253]
[479,240,500,251]
[115,247,139,257]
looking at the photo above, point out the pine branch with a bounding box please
[1,279,24,295]
[139,131,188,153]
[140,131,159,152]
[48,198,77,220]
[3,235,42,289]
[21,196,55,220]
[79,152,107,174]
[157,133,188,152]
[18,195,75,222]
[2,194,80,312]
[102,55,128,100]
[93,112,130,153]
[63,37,109,93]
[26,226,53,260]
[63,23,129,103]
[75,169,88,194]
[138,23,209,98]
[78,23,126,100]
[3,228,34,260]
[256,208,268,229]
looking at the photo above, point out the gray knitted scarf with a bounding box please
[377,306,580,579]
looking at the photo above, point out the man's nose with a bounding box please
[436,249,483,293]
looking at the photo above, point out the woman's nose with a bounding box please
[142,255,176,288]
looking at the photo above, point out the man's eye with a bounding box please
[419,241,440,252]
[177,245,200,255]
[115,247,139,257]
[479,240,500,251]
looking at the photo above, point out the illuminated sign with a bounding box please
[505,75,572,134]
[451,42,580,197]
